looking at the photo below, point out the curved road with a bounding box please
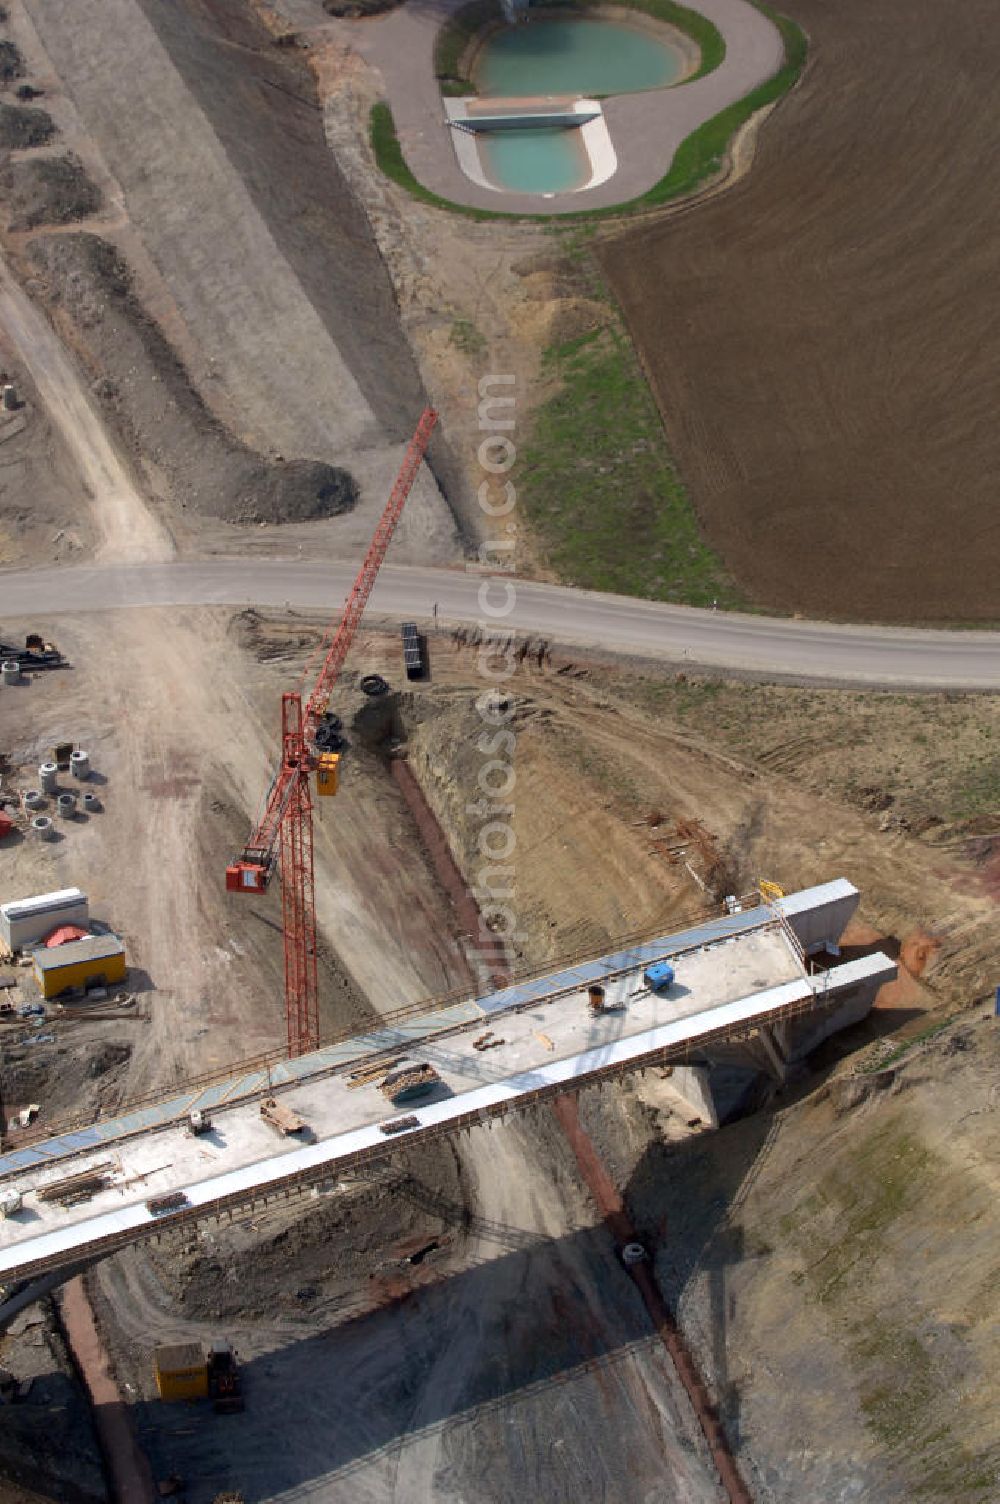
[2,559,999,689]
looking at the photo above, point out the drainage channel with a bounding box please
[551,1093,753,1504]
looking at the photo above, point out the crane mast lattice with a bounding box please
[226,408,438,1056]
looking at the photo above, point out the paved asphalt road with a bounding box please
[2,559,998,689]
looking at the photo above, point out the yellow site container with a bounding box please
[316,752,340,797]
[154,1343,208,1402]
[32,932,126,1000]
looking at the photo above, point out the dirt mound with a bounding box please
[28,234,359,525]
[2,155,100,231]
[225,456,357,525]
[3,1032,132,1125]
[0,38,23,82]
[0,102,55,150]
[149,1139,467,1323]
[512,293,608,349]
[599,0,1000,622]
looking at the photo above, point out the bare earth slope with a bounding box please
[599,0,1000,623]
[22,0,461,559]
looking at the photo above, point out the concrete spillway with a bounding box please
[0,882,892,1285]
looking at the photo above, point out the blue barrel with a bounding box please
[644,961,675,994]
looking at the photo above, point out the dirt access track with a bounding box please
[600,0,1000,623]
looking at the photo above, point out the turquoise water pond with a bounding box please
[478,124,589,193]
[475,16,684,98]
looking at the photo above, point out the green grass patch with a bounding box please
[769,1118,998,1498]
[434,0,726,97]
[852,1318,997,1499]
[626,5,805,210]
[369,102,498,219]
[518,324,742,606]
[778,1119,934,1307]
[434,0,497,95]
[450,316,488,355]
[861,1017,954,1074]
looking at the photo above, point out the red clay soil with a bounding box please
[551,1094,753,1504]
[840,921,940,1010]
[598,0,1000,623]
[59,1277,155,1504]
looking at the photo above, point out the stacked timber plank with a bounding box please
[36,1161,114,1205]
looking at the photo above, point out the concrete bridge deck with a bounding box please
[0,882,893,1284]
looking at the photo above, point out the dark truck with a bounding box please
[0,634,62,670]
[401,621,424,681]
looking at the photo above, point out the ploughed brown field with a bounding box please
[598,0,1000,623]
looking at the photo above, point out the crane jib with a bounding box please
[225,408,437,1055]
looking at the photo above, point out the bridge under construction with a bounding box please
[0,880,893,1292]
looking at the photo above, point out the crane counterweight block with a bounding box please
[225,859,270,893]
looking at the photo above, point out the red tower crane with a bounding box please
[226,408,438,1057]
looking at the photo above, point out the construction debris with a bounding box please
[147,1190,189,1215]
[0,635,62,670]
[260,1096,306,1135]
[346,1057,401,1089]
[0,1189,23,1219]
[379,1063,440,1104]
[472,1031,505,1051]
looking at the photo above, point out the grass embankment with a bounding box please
[369,100,463,213]
[773,1114,997,1500]
[614,674,1000,827]
[434,0,725,97]
[519,319,742,607]
[635,4,804,209]
[369,103,505,220]
[368,103,742,602]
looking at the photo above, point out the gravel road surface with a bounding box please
[3,559,999,689]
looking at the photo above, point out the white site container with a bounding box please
[0,887,89,952]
